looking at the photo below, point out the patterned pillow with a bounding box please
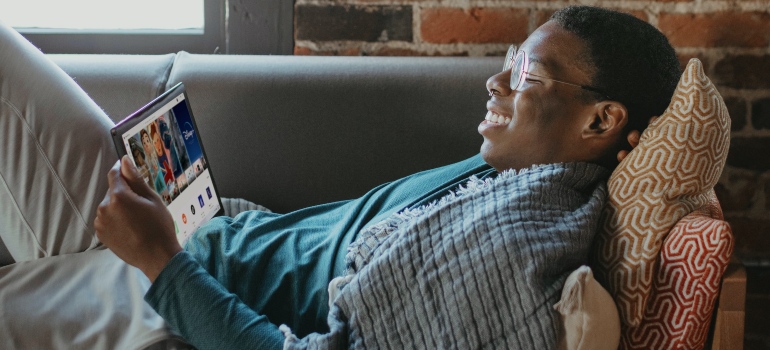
[622,201,733,349]
[592,58,731,327]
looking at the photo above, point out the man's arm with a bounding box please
[145,250,285,349]
[94,156,285,349]
[94,155,180,282]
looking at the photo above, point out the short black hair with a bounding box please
[551,6,681,135]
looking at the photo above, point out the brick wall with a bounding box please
[294,1,770,347]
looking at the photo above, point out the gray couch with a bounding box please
[38,54,746,350]
[50,53,501,213]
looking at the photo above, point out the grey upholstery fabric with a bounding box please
[49,54,175,122]
[166,53,500,212]
[53,53,500,213]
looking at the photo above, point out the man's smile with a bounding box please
[483,110,511,125]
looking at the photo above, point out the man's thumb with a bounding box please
[120,155,155,198]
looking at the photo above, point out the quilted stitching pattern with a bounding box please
[592,59,731,327]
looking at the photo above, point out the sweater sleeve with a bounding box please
[144,251,286,350]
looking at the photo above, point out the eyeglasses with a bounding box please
[503,45,611,100]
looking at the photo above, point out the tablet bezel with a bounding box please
[110,82,225,232]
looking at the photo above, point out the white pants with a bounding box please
[0,20,183,349]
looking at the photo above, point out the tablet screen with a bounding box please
[118,90,221,244]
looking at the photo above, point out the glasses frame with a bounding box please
[503,45,611,101]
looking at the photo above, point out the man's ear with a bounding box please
[582,101,628,140]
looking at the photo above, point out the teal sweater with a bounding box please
[145,155,494,349]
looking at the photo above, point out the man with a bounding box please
[1,5,680,350]
[93,6,681,349]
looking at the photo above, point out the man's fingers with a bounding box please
[106,160,122,189]
[617,149,630,162]
[627,130,641,148]
[120,155,157,200]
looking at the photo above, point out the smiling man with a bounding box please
[0,5,681,350]
[480,24,621,172]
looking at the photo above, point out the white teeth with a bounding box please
[485,111,510,125]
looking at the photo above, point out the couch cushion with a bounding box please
[49,54,175,122]
[166,52,499,212]
[592,58,731,326]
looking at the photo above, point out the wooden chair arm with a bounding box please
[711,257,746,350]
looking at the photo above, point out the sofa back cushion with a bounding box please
[50,54,175,122]
[166,53,499,212]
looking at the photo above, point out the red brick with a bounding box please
[714,54,770,89]
[420,7,528,44]
[659,11,770,48]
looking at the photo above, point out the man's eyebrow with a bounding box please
[528,55,558,74]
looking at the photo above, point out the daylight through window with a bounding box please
[0,0,204,32]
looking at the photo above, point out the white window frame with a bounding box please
[16,0,293,55]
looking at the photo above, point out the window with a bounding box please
[0,0,293,55]
[1,0,204,32]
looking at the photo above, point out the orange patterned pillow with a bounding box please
[592,59,731,327]
[622,203,733,349]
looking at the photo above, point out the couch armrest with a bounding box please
[711,257,746,350]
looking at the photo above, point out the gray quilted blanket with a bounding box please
[281,162,609,349]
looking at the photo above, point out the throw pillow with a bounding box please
[592,58,731,327]
[554,265,620,350]
[622,207,733,349]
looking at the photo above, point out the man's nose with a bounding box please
[486,69,512,97]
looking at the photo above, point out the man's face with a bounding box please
[478,21,600,172]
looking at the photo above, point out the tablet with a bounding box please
[110,82,223,244]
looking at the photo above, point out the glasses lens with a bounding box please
[510,51,525,91]
[503,45,516,72]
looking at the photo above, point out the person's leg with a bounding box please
[0,249,182,349]
[0,19,116,265]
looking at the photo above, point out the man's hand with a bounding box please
[616,116,658,162]
[94,155,182,282]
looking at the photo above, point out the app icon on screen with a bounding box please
[206,187,212,199]
[198,195,204,208]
